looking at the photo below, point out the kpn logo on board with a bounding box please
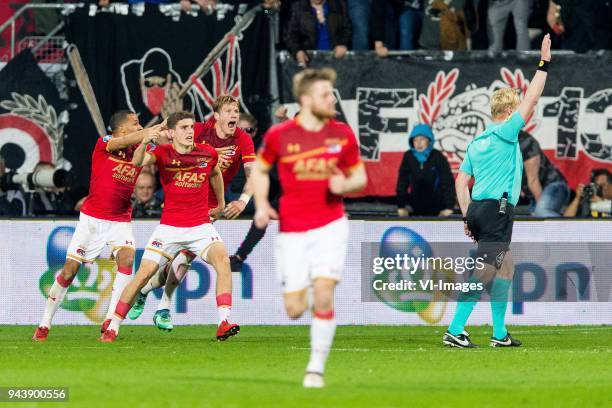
[39,227,116,323]
[373,227,458,324]
[39,226,255,323]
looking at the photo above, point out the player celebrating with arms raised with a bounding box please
[252,68,367,388]
[444,35,553,349]
[128,95,256,331]
[100,111,239,342]
[33,111,164,340]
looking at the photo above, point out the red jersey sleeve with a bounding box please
[238,130,256,164]
[258,128,281,167]
[338,125,362,173]
[205,144,219,168]
[97,135,112,153]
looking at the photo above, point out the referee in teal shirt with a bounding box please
[443,34,553,349]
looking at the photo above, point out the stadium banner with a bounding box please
[278,52,612,197]
[62,4,271,191]
[0,50,68,174]
[1,220,610,326]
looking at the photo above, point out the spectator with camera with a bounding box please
[27,162,76,216]
[563,169,612,218]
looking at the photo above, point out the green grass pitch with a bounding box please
[1,325,610,407]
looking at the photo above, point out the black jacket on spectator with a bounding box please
[371,0,423,43]
[396,149,455,216]
[284,0,352,58]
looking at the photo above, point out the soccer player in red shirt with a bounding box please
[32,111,164,341]
[101,111,239,342]
[252,68,367,388]
[127,96,256,331]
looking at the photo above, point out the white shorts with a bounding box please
[142,223,223,266]
[275,216,349,293]
[66,212,135,264]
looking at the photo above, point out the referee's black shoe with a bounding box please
[443,330,477,348]
[490,332,522,347]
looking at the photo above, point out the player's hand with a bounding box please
[575,183,585,199]
[209,206,224,222]
[334,45,348,59]
[439,209,453,217]
[464,223,475,242]
[541,33,552,62]
[254,203,278,229]
[296,50,309,67]
[224,200,246,219]
[329,167,347,195]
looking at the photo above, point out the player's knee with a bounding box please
[116,249,135,268]
[286,302,306,320]
[208,246,230,271]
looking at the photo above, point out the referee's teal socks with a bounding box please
[490,278,512,339]
[448,277,483,336]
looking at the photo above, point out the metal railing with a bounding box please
[0,3,84,61]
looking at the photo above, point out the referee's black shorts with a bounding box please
[466,199,514,269]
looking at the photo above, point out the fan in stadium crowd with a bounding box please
[547,0,612,52]
[252,67,367,388]
[372,0,424,57]
[101,111,241,342]
[518,130,568,217]
[396,124,455,217]
[419,0,476,50]
[33,111,164,341]
[487,0,532,52]
[346,0,371,51]
[127,96,255,332]
[445,34,553,349]
[563,169,612,218]
[284,0,352,66]
[131,171,163,218]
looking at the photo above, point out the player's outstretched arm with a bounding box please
[107,121,166,152]
[329,163,367,195]
[132,137,157,167]
[518,34,551,122]
[209,163,226,221]
[253,159,277,228]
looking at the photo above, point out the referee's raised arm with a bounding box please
[518,34,552,121]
